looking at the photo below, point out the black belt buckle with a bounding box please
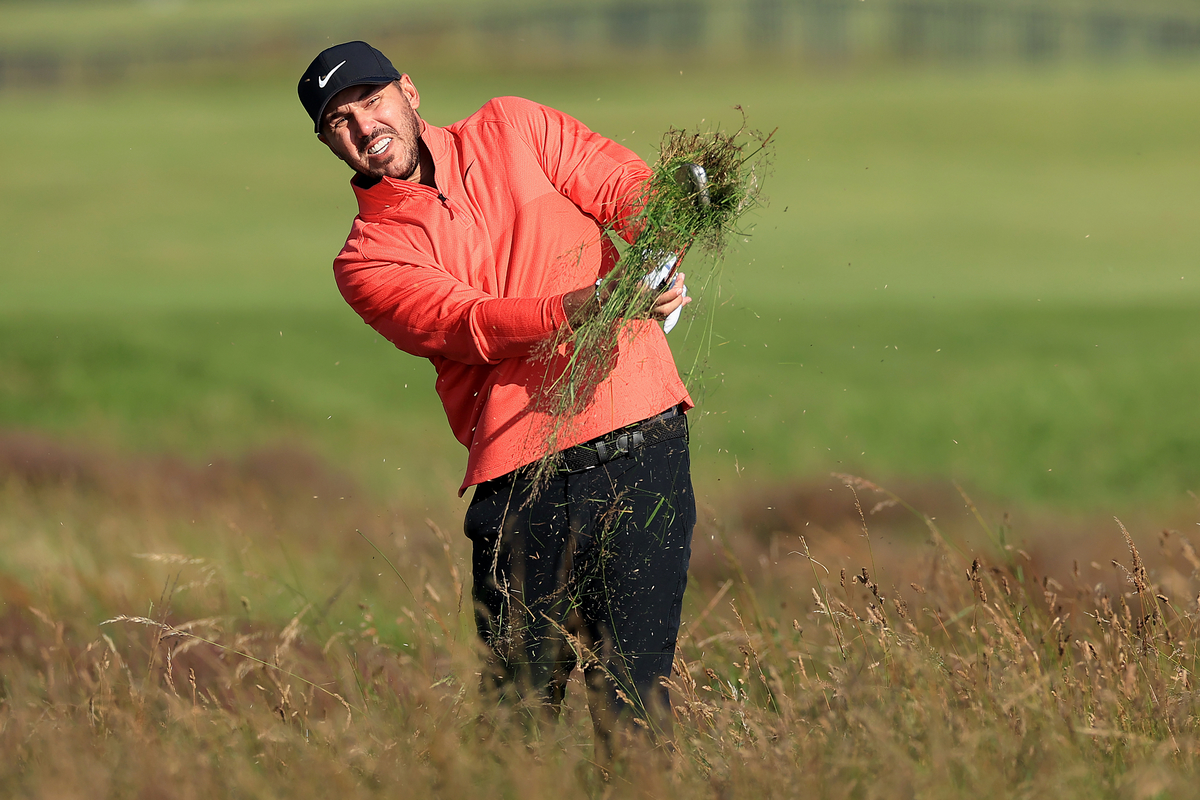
[594,429,645,465]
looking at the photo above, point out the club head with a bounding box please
[675,163,711,210]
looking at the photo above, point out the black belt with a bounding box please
[557,405,687,474]
[482,407,689,489]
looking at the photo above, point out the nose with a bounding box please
[346,109,376,141]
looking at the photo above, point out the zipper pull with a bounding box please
[435,191,454,219]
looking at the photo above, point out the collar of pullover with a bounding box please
[349,118,451,219]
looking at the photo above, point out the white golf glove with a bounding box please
[642,253,687,334]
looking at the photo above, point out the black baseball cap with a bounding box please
[298,41,401,133]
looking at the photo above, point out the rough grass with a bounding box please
[4,433,1200,798]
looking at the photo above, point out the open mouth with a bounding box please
[366,137,392,157]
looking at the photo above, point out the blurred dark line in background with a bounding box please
[3,0,1200,89]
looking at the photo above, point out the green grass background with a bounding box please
[3,60,1199,515]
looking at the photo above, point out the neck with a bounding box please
[414,138,436,188]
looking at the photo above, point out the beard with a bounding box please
[355,110,422,181]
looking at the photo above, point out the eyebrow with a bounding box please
[323,85,386,129]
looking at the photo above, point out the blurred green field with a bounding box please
[3,61,1200,514]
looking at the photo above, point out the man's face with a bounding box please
[318,76,423,182]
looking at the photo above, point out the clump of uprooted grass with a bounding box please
[6,443,1200,798]
[528,117,773,479]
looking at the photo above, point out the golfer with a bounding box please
[298,41,696,756]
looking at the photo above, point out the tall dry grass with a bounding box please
[2,432,1199,798]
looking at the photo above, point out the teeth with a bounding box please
[368,138,391,156]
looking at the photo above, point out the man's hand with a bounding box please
[642,252,688,333]
[651,272,689,328]
[561,271,691,328]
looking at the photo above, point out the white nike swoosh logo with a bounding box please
[317,61,346,89]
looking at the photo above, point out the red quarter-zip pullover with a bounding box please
[333,97,691,493]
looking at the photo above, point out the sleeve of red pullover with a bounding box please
[495,97,652,242]
[335,245,570,365]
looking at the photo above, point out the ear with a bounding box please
[399,74,421,112]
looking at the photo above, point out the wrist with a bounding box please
[562,284,596,327]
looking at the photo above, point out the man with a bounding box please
[298,41,696,754]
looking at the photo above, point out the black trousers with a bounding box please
[464,426,695,746]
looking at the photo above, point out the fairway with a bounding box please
[3,62,1198,514]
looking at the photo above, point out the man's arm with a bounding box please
[336,253,572,365]
[497,97,692,322]
[494,97,653,243]
[338,253,689,366]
